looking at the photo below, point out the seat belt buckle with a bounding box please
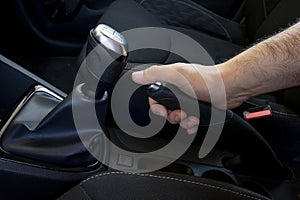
[243,105,272,120]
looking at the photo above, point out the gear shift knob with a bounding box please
[83,24,128,99]
[0,25,128,168]
[91,24,127,57]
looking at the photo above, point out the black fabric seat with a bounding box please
[58,171,270,200]
[98,0,245,64]
[97,0,300,161]
[98,0,299,64]
[58,0,299,199]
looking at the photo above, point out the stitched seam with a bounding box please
[140,0,231,41]
[139,0,146,5]
[79,185,93,200]
[81,172,263,200]
[136,0,174,64]
[170,0,231,41]
[199,117,232,127]
[199,111,233,127]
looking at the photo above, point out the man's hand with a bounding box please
[131,63,228,134]
[131,21,300,134]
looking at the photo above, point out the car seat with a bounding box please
[58,0,300,199]
[95,0,300,160]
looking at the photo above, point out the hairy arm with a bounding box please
[132,21,300,133]
[221,21,300,108]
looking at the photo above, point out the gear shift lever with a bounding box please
[1,24,128,168]
[82,24,127,99]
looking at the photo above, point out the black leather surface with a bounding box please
[1,88,102,168]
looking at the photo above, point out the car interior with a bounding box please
[0,0,299,199]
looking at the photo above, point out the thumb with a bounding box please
[132,64,181,85]
[132,65,160,85]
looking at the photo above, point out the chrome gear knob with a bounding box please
[91,24,127,57]
[83,24,128,98]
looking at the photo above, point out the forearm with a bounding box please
[219,21,300,107]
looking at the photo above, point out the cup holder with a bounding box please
[160,163,194,176]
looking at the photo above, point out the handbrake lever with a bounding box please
[147,82,200,116]
[146,82,289,179]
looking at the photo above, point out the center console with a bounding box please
[0,55,105,200]
[0,22,299,200]
[0,24,127,199]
